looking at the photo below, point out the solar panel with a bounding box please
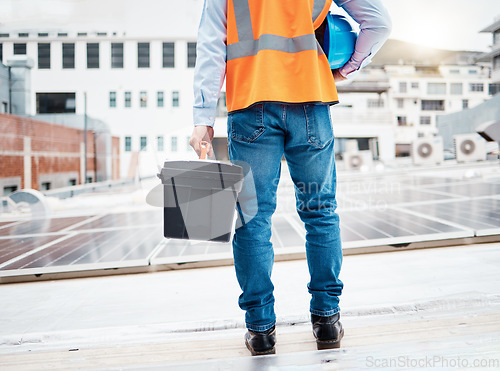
[0,216,92,236]
[0,226,162,273]
[423,182,500,197]
[72,210,162,231]
[0,164,498,281]
[0,209,164,279]
[0,236,64,265]
[404,198,500,237]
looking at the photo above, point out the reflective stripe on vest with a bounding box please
[228,0,328,62]
[227,34,324,61]
[312,0,328,23]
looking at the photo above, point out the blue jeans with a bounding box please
[227,103,343,332]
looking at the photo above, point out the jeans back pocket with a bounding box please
[305,104,333,149]
[228,104,266,143]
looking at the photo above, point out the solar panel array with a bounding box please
[1,164,499,281]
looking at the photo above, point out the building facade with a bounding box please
[479,16,500,83]
[0,30,199,178]
[385,63,492,154]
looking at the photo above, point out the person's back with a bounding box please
[190,0,392,356]
[225,0,338,112]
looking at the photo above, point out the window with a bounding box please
[468,69,478,75]
[163,42,175,68]
[41,182,51,191]
[494,30,500,46]
[68,179,77,186]
[38,33,48,37]
[78,32,88,37]
[62,43,75,69]
[87,43,99,68]
[3,185,18,196]
[450,83,462,95]
[0,43,2,63]
[186,136,191,151]
[489,83,500,96]
[140,91,147,107]
[138,42,150,68]
[470,83,484,92]
[36,93,76,113]
[14,43,26,55]
[462,99,469,109]
[449,69,460,74]
[125,136,132,152]
[58,33,68,37]
[140,136,147,151]
[125,91,131,107]
[18,33,28,38]
[411,82,419,89]
[171,136,178,152]
[111,43,123,68]
[427,83,446,95]
[494,55,500,71]
[172,91,179,107]
[187,42,197,68]
[157,136,164,151]
[397,116,407,126]
[97,32,107,36]
[38,43,50,69]
[399,82,407,93]
[157,91,164,107]
[0,33,9,37]
[421,100,444,111]
[396,98,403,109]
[367,99,384,108]
[109,91,116,108]
[420,116,431,125]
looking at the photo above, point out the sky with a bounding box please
[381,0,500,51]
[0,0,499,52]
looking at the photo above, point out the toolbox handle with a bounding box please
[199,141,209,160]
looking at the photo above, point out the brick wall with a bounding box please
[0,113,119,192]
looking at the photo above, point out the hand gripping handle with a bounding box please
[199,140,209,160]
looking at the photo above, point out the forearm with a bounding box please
[334,0,392,78]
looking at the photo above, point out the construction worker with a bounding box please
[190,0,391,356]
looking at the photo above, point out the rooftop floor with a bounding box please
[1,241,499,369]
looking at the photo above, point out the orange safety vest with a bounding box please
[226,0,339,113]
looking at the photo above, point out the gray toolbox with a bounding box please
[158,159,244,242]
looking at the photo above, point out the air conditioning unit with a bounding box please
[343,150,373,170]
[454,134,486,162]
[411,136,443,165]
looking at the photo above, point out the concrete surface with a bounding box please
[1,242,500,369]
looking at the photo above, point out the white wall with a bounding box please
[10,36,199,177]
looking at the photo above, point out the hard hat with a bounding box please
[322,13,357,69]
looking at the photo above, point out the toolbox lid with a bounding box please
[158,160,244,190]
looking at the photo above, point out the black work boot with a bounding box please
[244,326,276,356]
[311,313,344,350]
